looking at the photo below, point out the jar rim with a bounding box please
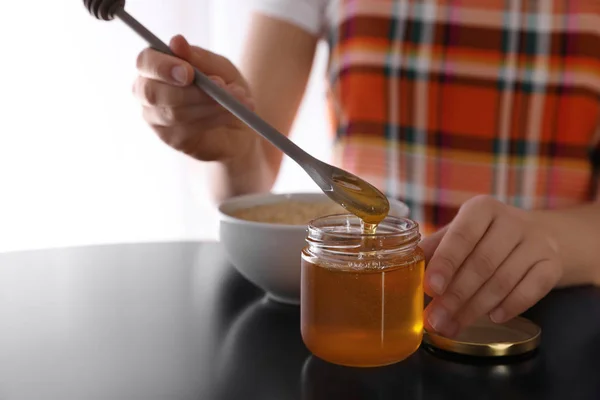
[305,214,421,259]
[307,213,419,239]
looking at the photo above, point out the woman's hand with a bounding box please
[133,35,257,163]
[420,195,563,337]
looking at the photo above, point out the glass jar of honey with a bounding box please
[301,214,424,367]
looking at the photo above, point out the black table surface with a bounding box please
[0,241,599,400]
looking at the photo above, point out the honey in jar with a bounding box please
[301,214,424,367]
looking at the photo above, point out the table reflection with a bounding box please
[214,296,310,400]
[419,348,547,399]
[213,288,551,400]
[302,354,423,400]
[302,346,547,400]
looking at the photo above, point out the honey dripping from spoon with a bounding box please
[330,174,389,236]
[329,174,388,258]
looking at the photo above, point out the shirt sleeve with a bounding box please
[250,0,328,36]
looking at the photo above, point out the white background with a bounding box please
[0,0,330,252]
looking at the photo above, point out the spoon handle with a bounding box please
[116,9,312,165]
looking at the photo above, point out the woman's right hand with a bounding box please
[133,35,257,163]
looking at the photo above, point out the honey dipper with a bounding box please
[83,0,390,225]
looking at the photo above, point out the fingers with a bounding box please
[169,35,241,83]
[143,85,254,127]
[425,215,522,335]
[151,115,233,160]
[452,239,536,328]
[489,259,560,323]
[424,195,498,297]
[188,45,241,82]
[133,76,218,107]
[136,34,241,90]
[138,81,253,126]
[134,35,253,127]
[142,104,223,127]
[421,196,562,338]
[136,47,195,87]
[133,75,250,107]
[133,35,256,163]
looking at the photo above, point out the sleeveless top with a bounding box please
[253,0,600,235]
[323,0,600,235]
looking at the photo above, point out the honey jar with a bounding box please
[301,214,425,367]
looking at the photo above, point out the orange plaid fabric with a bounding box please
[325,0,600,235]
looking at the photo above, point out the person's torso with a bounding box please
[322,0,600,234]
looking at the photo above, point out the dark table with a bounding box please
[0,242,599,400]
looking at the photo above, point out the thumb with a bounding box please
[169,35,241,84]
[169,34,193,60]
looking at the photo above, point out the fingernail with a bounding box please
[428,273,446,295]
[428,307,448,332]
[172,66,187,84]
[490,308,505,323]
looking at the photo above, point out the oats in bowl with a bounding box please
[229,200,346,225]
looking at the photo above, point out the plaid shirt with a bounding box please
[324,0,600,235]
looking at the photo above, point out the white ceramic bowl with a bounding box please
[218,192,410,305]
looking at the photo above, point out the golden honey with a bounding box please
[329,174,390,227]
[301,215,424,367]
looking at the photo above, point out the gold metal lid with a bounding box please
[423,317,541,358]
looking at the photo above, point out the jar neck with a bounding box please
[305,215,421,259]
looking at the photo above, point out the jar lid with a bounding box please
[422,317,541,358]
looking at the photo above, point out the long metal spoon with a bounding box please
[83,0,390,223]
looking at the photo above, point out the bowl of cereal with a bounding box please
[218,192,409,304]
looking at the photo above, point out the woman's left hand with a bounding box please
[419,195,563,337]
